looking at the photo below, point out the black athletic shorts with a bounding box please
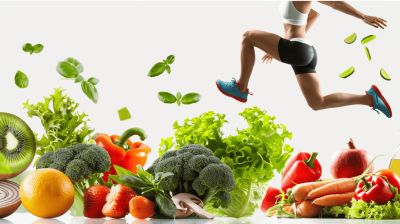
[278,38,317,75]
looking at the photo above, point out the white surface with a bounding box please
[0,1,399,223]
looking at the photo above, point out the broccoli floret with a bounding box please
[65,159,92,181]
[69,143,91,155]
[52,148,75,170]
[76,145,111,173]
[146,144,235,209]
[49,162,67,173]
[36,151,55,169]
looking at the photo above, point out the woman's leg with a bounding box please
[237,30,282,93]
[296,73,372,110]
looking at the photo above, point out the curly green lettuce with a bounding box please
[159,106,294,217]
[23,87,94,165]
[323,198,400,220]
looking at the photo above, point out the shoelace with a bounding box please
[224,78,237,88]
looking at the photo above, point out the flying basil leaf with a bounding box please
[158,92,177,104]
[166,65,171,74]
[14,70,29,88]
[163,59,167,64]
[33,44,44,53]
[81,81,99,104]
[148,62,166,77]
[64,57,84,73]
[118,107,131,121]
[56,61,79,78]
[22,43,33,54]
[166,55,175,64]
[88,77,99,85]
[75,75,84,83]
[181,93,201,105]
[176,92,182,106]
[155,193,177,218]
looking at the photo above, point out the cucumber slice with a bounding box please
[364,47,371,61]
[380,68,391,81]
[344,33,357,44]
[339,66,355,78]
[361,35,376,45]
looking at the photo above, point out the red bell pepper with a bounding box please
[375,169,400,200]
[94,128,151,182]
[281,152,322,193]
[260,186,282,213]
[355,175,392,205]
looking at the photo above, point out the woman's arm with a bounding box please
[305,9,320,33]
[318,1,387,29]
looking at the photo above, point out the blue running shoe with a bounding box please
[366,85,392,118]
[216,78,252,103]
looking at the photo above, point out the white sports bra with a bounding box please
[279,1,309,26]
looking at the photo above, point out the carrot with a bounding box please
[284,201,321,218]
[307,179,357,199]
[292,179,347,202]
[312,192,354,206]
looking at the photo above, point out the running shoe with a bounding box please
[216,78,252,103]
[366,85,392,118]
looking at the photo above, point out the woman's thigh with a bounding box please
[243,30,282,61]
[296,73,324,105]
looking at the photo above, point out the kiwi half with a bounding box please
[0,112,36,180]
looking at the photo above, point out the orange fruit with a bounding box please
[129,196,155,219]
[20,168,75,218]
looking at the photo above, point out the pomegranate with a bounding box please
[330,138,373,179]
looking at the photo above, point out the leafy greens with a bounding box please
[159,106,294,217]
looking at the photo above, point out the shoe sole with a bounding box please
[371,85,392,118]
[215,81,247,103]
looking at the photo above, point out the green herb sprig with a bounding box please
[148,55,175,77]
[22,43,44,55]
[56,57,100,104]
[158,92,201,106]
[110,165,177,218]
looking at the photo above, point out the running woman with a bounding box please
[216,1,391,118]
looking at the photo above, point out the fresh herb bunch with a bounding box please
[158,92,201,106]
[148,55,175,77]
[23,88,94,165]
[110,165,177,218]
[15,70,29,88]
[22,43,44,55]
[159,107,294,217]
[56,57,100,104]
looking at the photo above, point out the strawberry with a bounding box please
[84,185,111,218]
[102,184,137,218]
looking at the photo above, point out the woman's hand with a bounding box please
[362,15,387,29]
[262,53,273,64]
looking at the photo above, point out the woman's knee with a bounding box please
[242,30,257,45]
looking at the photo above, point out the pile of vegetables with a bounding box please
[159,106,294,217]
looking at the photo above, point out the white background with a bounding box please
[0,1,399,223]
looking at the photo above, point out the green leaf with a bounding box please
[81,81,99,104]
[33,44,44,53]
[176,92,182,106]
[56,61,79,78]
[75,75,84,83]
[118,107,131,121]
[114,165,136,176]
[166,55,175,64]
[163,60,167,64]
[158,92,177,104]
[155,193,176,218]
[148,62,166,77]
[158,137,174,157]
[110,175,149,188]
[14,70,29,88]
[166,65,171,74]
[181,93,201,105]
[64,57,84,73]
[88,77,99,85]
[137,170,154,185]
[22,43,33,54]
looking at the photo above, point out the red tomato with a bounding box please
[375,169,400,198]
[260,186,283,213]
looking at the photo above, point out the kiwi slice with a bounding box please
[361,35,376,45]
[344,33,357,44]
[0,113,36,180]
[339,66,355,78]
[365,47,371,61]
